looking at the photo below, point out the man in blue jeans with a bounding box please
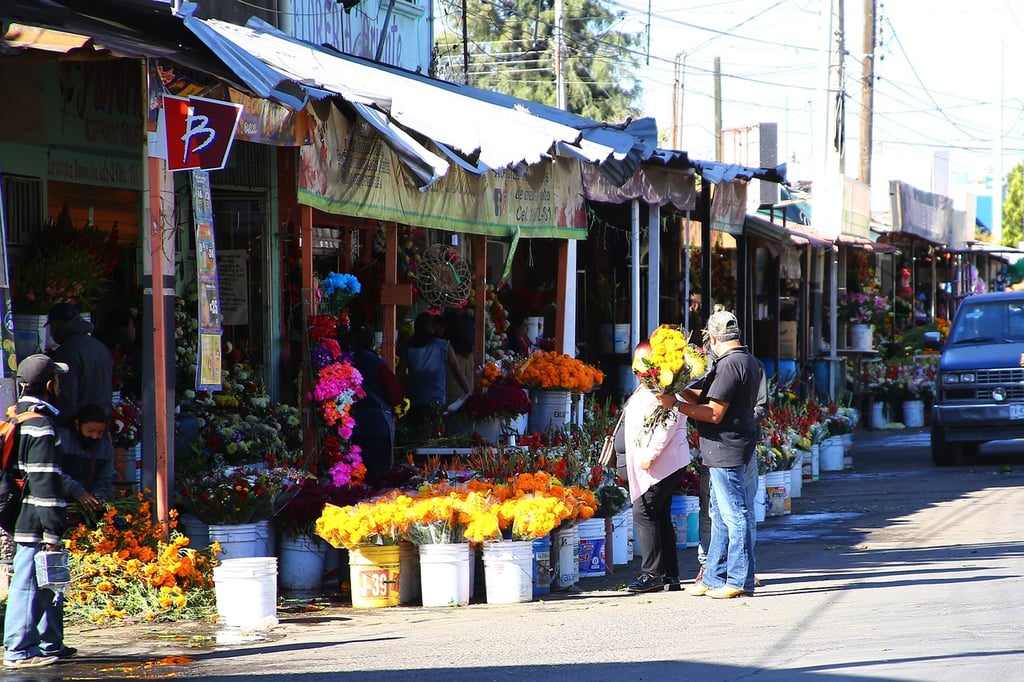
[3,355,74,668]
[660,307,759,598]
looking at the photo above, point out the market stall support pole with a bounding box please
[555,240,577,355]
[379,222,412,370]
[471,235,487,366]
[630,199,641,352]
[301,205,317,468]
[145,152,174,536]
[646,202,661,335]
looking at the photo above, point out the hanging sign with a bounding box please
[163,95,243,172]
[191,170,223,391]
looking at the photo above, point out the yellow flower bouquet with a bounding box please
[631,325,708,438]
[314,491,413,550]
[515,351,604,394]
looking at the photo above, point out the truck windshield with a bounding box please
[948,300,1024,344]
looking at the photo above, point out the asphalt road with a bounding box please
[52,428,1024,681]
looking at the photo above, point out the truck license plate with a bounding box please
[1010,404,1024,420]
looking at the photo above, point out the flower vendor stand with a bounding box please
[278,534,328,594]
[482,540,534,604]
[418,542,471,607]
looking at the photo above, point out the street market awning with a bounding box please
[182,14,659,190]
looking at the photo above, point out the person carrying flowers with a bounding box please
[663,306,759,599]
[622,328,704,594]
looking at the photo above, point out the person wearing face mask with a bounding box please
[46,303,113,427]
[58,404,112,514]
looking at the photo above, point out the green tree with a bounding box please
[433,0,642,123]
[1004,160,1024,248]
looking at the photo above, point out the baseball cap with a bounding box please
[16,354,69,388]
[706,307,740,342]
[45,302,80,326]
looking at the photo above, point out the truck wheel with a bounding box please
[931,426,958,466]
[930,426,977,466]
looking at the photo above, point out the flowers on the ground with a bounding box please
[65,495,219,625]
[177,465,310,525]
[109,397,142,448]
[515,350,604,393]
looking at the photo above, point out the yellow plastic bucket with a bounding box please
[349,544,401,608]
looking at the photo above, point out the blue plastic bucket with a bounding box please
[532,535,551,596]
[777,359,798,384]
[813,360,830,398]
[670,495,688,549]
[757,357,777,381]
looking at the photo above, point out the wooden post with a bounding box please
[471,235,487,366]
[379,222,412,370]
[301,205,317,469]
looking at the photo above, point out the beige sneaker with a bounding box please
[686,582,709,596]
[707,585,746,599]
[3,655,58,668]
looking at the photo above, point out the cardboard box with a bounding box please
[779,321,797,358]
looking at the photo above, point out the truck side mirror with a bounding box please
[923,331,942,350]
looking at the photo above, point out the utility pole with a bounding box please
[672,51,686,150]
[835,0,846,175]
[462,0,469,85]
[714,56,722,161]
[859,0,875,185]
[555,0,566,110]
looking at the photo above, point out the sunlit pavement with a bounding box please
[45,428,1024,681]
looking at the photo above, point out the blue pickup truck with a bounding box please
[929,291,1024,465]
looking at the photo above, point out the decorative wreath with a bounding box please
[415,244,471,308]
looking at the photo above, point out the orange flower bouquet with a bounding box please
[314,491,413,550]
[514,351,604,394]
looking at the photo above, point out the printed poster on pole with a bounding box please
[191,170,223,391]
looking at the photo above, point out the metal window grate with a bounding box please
[2,175,42,246]
[211,141,269,190]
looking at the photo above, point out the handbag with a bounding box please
[598,411,626,468]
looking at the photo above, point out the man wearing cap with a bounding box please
[3,354,74,668]
[46,302,114,426]
[659,306,760,599]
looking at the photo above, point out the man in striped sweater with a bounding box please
[2,355,72,669]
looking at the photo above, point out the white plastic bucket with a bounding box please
[801,447,813,482]
[278,534,326,593]
[612,323,630,354]
[209,523,261,559]
[482,541,534,604]
[550,525,579,590]
[528,390,571,434]
[256,520,274,556]
[871,401,887,429]
[684,495,700,547]
[611,509,630,565]
[670,495,688,549]
[849,323,873,350]
[577,517,607,577]
[213,557,278,629]
[903,400,925,428]
[820,438,844,471]
[754,475,767,523]
[526,316,544,344]
[765,471,791,516]
[399,541,421,605]
[842,433,854,470]
[418,543,471,607]
[789,463,803,499]
[811,444,820,481]
[179,514,210,550]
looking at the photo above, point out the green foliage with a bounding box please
[436,0,643,122]
[1005,160,1024,248]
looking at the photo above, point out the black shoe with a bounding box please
[53,647,76,660]
[627,573,664,593]
[664,576,682,592]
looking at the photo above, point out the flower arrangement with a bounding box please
[11,243,109,314]
[840,291,889,327]
[316,271,362,321]
[631,325,707,438]
[674,462,701,497]
[515,350,604,394]
[315,490,413,549]
[461,375,533,422]
[109,397,142,448]
[405,489,494,544]
[177,465,310,525]
[308,275,367,484]
[64,496,219,625]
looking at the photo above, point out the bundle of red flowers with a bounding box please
[461,375,532,422]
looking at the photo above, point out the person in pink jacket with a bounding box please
[624,342,692,593]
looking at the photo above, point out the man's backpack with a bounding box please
[0,408,45,534]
